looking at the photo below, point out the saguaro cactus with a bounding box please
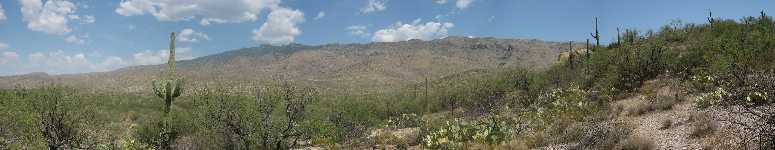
[707,10,714,27]
[616,27,621,44]
[589,17,600,49]
[153,32,183,114]
[568,41,575,69]
[761,10,767,19]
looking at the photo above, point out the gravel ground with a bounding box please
[615,95,705,149]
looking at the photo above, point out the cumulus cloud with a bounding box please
[0,3,6,22]
[24,50,92,73]
[178,28,210,43]
[456,0,474,9]
[115,0,281,26]
[67,14,94,24]
[360,0,386,14]
[314,11,325,20]
[434,0,447,4]
[132,47,193,65]
[65,35,86,44]
[252,8,304,45]
[101,56,128,67]
[0,42,8,50]
[346,25,370,37]
[0,51,19,64]
[20,0,77,35]
[372,19,454,42]
[7,48,195,75]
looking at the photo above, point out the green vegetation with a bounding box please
[2,11,775,149]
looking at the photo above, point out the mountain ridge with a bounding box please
[0,36,577,94]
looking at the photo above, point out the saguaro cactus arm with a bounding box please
[172,79,182,98]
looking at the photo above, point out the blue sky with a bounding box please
[0,0,772,76]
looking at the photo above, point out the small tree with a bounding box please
[31,87,92,149]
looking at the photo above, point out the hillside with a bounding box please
[0,37,574,94]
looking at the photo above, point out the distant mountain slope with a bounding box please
[0,37,574,94]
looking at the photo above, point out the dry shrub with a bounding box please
[523,132,546,148]
[609,104,625,119]
[652,95,679,111]
[620,136,655,150]
[627,101,654,116]
[496,140,529,150]
[688,112,716,138]
[627,95,680,116]
[574,122,632,149]
[659,119,672,130]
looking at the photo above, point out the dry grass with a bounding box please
[620,136,656,150]
[610,104,625,119]
[627,95,680,116]
[652,95,679,111]
[627,100,654,116]
[659,119,672,130]
[688,112,716,138]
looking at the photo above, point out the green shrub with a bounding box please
[421,116,519,149]
[384,113,421,129]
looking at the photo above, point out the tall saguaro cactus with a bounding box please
[153,32,183,114]
[707,10,714,28]
[589,17,600,49]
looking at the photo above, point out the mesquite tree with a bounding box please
[153,32,184,114]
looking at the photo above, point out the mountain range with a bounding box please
[0,36,575,94]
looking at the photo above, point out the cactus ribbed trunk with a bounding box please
[153,32,183,115]
[590,17,600,50]
[169,32,176,76]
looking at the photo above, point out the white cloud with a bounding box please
[0,42,8,50]
[346,25,370,37]
[314,11,325,20]
[101,56,128,67]
[360,0,386,14]
[77,15,95,24]
[372,19,454,42]
[178,28,210,43]
[435,0,447,4]
[19,50,135,74]
[0,51,19,64]
[115,0,281,26]
[0,3,7,22]
[132,47,193,65]
[20,0,77,35]
[26,50,90,71]
[4,47,196,75]
[28,52,46,63]
[252,7,304,45]
[456,0,474,9]
[65,35,86,44]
